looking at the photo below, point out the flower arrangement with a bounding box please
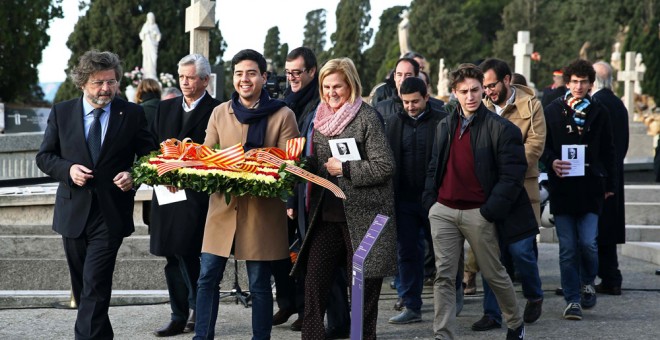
[132,138,313,202]
[159,72,176,88]
[124,66,143,86]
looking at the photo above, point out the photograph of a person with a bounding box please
[568,147,577,159]
[337,142,350,155]
[329,138,361,161]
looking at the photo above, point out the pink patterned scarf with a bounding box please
[313,97,363,137]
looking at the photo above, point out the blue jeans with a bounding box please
[482,235,543,323]
[554,213,599,304]
[395,201,427,311]
[194,253,274,340]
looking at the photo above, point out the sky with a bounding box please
[38,0,412,83]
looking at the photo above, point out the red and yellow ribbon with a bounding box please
[152,137,345,199]
[155,137,306,177]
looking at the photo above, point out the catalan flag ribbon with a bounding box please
[156,139,245,176]
[149,137,345,199]
[254,150,346,200]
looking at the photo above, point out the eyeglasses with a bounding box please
[89,79,118,88]
[569,79,591,86]
[285,69,307,78]
[483,80,501,91]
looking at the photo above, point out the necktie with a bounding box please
[88,108,103,165]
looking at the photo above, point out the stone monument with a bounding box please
[185,0,216,59]
[618,51,644,120]
[513,31,533,87]
[634,53,647,95]
[436,58,450,99]
[139,12,161,80]
[397,10,411,57]
[186,0,217,97]
[611,42,622,71]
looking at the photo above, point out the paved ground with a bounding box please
[1,243,659,339]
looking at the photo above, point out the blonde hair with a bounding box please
[318,58,362,104]
[135,78,162,103]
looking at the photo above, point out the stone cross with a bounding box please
[185,0,216,59]
[617,51,644,119]
[513,31,533,82]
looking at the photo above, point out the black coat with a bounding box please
[422,104,538,244]
[593,89,629,245]
[36,97,155,238]
[541,96,617,215]
[149,92,221,256]
[386,105,447,202]
[376,95,445,126]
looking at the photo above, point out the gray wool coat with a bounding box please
[291,102,398,279]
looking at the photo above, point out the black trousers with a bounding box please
[597,243,622,287]
[164,254,200,321]
[62,199,123,340]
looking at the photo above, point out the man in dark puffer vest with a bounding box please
[386,77,447,325]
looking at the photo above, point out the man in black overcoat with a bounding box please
[149,54,221,337]
[591,61,629,295]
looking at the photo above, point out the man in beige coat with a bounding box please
[193,49,299,340]
[464,58,546,333]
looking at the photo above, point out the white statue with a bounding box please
[610,42,621,71]
[398,10,411,57]
[139,12,161,80]
[634,53,646,95]
[436,58,450,98]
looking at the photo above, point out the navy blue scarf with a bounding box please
[231,90,286,151]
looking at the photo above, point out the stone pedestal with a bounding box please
[0,132,46,180]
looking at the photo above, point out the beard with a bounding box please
[491,92,506,106]
[86,90,115,106]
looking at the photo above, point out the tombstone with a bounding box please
[513,31,533,84]
[3,106,49,133]
[211,61,225,101]
[436,58,450,99]
[185,0,216,59]
[617,51,643,121]
[398,10,411,57]
[0,102,4,133]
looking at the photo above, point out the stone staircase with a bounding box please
[1,181,656,308]
[539,184,660,265]
[0,185,247,308]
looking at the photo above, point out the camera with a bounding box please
[265,72,287,99]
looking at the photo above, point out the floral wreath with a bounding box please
[132,137,345,203]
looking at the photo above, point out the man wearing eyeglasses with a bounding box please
[375,57,445,126]
[36,50,155,339]
[541,59,616,321]
[464,58,546,332]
